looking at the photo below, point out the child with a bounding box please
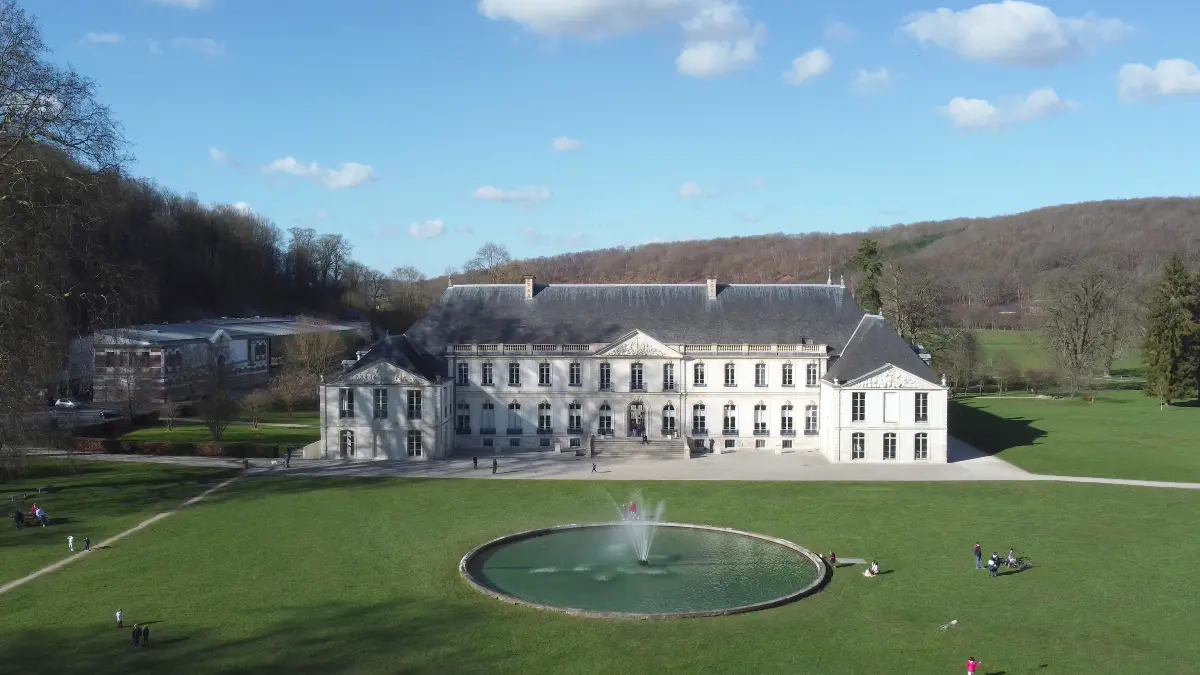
[828,551,837,566]
[116,609,123,628]
[83,536,90,551]
[967,656,982,674]
[863,560,880,577]
[68,535,74,552]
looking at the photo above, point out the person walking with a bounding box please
[974,542,983,570]
[472,456,478,469]
[285,448,292,468]
[966,656,982,674]
[591,462,598,473]
[116,609,123,628]
[142,624,150,646]
[491,458,497,475]
[132,624,142,649]
[68,535,74,552]
[83,536,91,551]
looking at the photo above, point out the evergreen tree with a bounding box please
[1141,255,1199,406]
[849,239,883,314]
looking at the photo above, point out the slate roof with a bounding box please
[822,315,940,385]
[404,283,865,352]
[94,317,358,346]
[333,334,441,383]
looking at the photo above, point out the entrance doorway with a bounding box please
[628,401,646,436]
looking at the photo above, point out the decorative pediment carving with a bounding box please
[596,330,680,357]
[340,361,426,386]
[850,365,934,389]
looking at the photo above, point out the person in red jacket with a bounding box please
[966,656,982,674]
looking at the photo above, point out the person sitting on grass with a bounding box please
[828,551,837,566]
[1007,548,1018,567]
[987,556,999,577]
[862,560,880,577]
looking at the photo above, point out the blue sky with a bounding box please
[27,0,1200,276]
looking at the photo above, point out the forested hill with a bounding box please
[446,197,1200,315]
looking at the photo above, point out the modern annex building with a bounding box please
[319,277,949,463]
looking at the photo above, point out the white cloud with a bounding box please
[473,185,551,203]
[678,181,708,198]
[903,1,1129,67]
[151,0,212,8]
[409,219,446,239]
[80,32,123,45]
[231,202,251,213]
[551,136,582,151]
[171,37,226,57]
[824,20,854,42]
[455,224,474,234]
[263,156,375,189]
[783,48,832,85]
[522,227,587,248]
[854,67,891,93]
[1117,59,1200,102]
[479,0,764,78]
[939,87,1076,131]
[209,147,230,164]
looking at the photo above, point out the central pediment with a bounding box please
[335,360,431,386]
[594,330,681,358]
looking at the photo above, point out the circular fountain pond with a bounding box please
[460,523,827,619]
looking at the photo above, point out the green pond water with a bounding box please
[466,524,823,615]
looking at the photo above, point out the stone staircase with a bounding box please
[592,436,688,460]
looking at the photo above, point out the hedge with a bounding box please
[73,437,288,459]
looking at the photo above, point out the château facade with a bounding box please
[319,277,948,463]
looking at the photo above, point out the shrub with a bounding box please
[74,439,288,458]
[73,438,112,454]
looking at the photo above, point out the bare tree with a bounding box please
[162,397,181,431]
[879,259,948,342]
[269,369,317,417]
[283,331,346,379]
[196,358,237,444]
[1036,264,1123,396]
[934,330,979,391]
[0,0,128,477]
[361,268,390,311]
[109,363,154,420]
[240,389,271,428]
[464,242,513,283]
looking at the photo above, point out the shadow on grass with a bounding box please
[948,401,1046,457]
[1,600,497,675]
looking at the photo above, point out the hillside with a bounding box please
[442,197,1200,321]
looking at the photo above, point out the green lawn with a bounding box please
[238,410,319,426]
[121,424,320,446]
[2,477,1199,674]
[0,461,237,583]
[952,389,1200,482]
[975,329,1142,375]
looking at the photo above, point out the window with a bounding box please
[753,404,767,434]
[662,403,676,433]
[339,430,355,457]
[539,437,551,448]
[755,439,766,449]
[692,403,706,434]
[338,389,354,419]
[456,403,470,433]
[508,362,521,386]
[630,362,644,391]
[805,404,819,435]
[481,403,495,432]
[915,392,929,423]
[782,362,794,386]
[851,392,866,422]
[507,402,522,433]
[724,363,736,387]
[568,401,582,432]
[724,439,735,449]
[538,402,552,432]
[723,403,737,434]
[457,362,469,385]
[483,438,493,447]
[883,392,899,423]
[406,390,422,420]
[883,432,897,460]
[509,438,520,447]
[851,432,865,460]
[481,362,494,386]
[662,363,675,391]
[538,362,551,386]
[599,363,612,390]
[914,432,929,460]
[781,404,794,434]
[598,404,613,434]
[755,363,767,387]
[406,430,423,457]
[782,439,793,449]
[806,363,819,387]
[569,437,582,448]
[693,362,706,386]
[569,362,581,387]
[372,388,387,419]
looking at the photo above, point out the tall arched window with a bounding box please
[480,402,495,432]
[805,404,819,434]
[753,403,767,434]
[507,401,522,433]
[568,401,582,432]
[598,403,613,434]
[723,403,737,433]
[662,403,676,433]
[339,429,355,458]
[537,401,552,432]
[630,362,645,391]
[692,403,706,433]
[693,362,706,386]
[781,403,794,434]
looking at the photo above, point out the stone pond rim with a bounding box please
[459,522,830,620]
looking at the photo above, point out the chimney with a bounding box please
[705,277,717,300]
[826,268,832,285]
[447,276,453,288]
[523,275,535,299]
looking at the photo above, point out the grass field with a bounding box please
[237,410,319,426]
[0,461,237,582]
[2,472,1199,674]
[974,329,1143,375]
[121,424,319,446]
[951,389,1200,482]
